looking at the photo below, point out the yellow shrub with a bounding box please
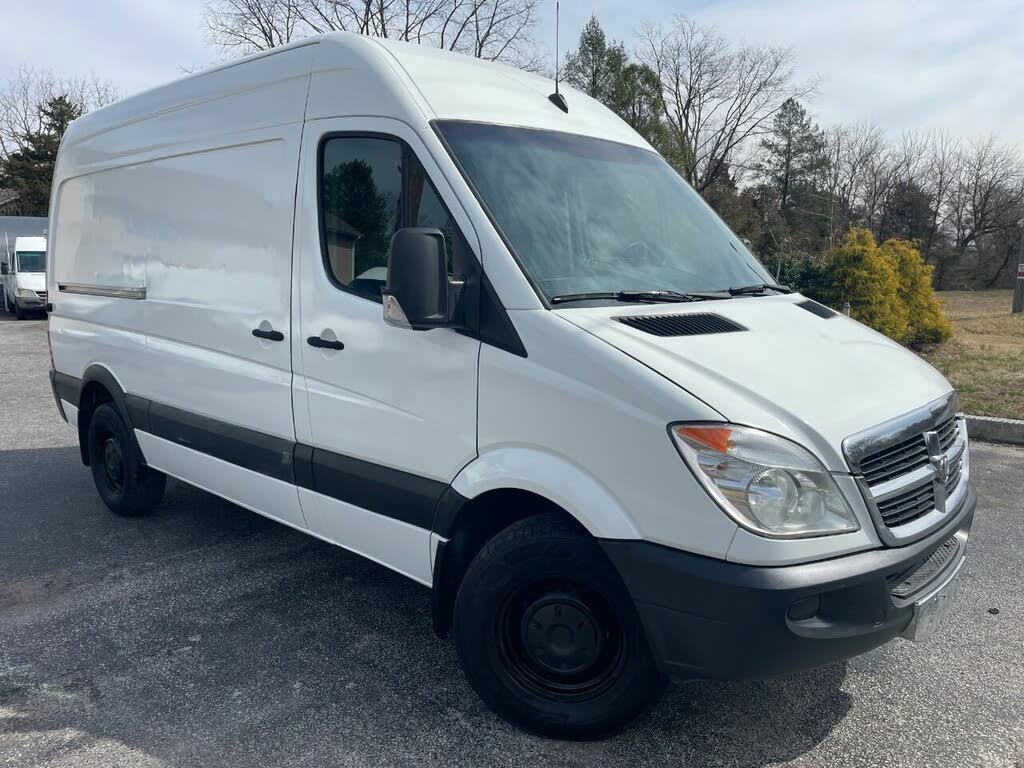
[820,229,909,342]
[881,237,953,346]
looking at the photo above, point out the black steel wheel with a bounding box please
[87,403,166,516]
[497,581,627,704]
[453,514,665,740]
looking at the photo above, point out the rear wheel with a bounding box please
[453,514,665,740]
[87,403,166,516]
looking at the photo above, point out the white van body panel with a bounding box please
[370,36,648,148]
[558,295,953,473]
[137,431,307,530]
[469,309,740,557]
[292,116,480,483]
[49,44,314,448]
[298,488,433,585]
[14,271,46,294]
[13,235,46,253]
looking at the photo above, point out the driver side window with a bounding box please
[320,137,402,300]
[319,135,457,302]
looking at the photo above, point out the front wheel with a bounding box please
[453,514,666,740]
[87,403,166,516]
[13,303,25,320]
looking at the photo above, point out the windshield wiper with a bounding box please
[550,289,730,305]
[726,283,792,296]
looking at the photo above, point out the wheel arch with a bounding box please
[429,448,642,637]
[76,364,146,467]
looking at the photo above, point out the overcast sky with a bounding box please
[2,0,1022,145]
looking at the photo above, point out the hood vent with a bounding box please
[616,312,746,337]
[796,299,838,319]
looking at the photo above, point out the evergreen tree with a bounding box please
[753,99,830,272]
[702,166,762,247]
[610,62,666,147]
[563,16,665,149]
[563,16,628,102]
[757,99,828,219]
[879,180,934,244]
[0,95,82,216]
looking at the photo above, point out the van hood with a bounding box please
[556,294,953,472]
[16,272,45,292]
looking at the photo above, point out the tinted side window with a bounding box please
[408,156,455,273]
[320,137,402,300]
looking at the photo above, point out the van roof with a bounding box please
[59,32,647,176]
[13,236,46,251]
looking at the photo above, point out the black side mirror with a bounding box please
[0,263,8,275]
[382,228,458,330]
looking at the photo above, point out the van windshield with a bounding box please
[436,121,773,302]
[16,251,45,273]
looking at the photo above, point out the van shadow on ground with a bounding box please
[0,446,851,767]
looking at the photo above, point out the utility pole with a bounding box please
[1014,218,1024,314]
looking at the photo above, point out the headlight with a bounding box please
[16,288,37,298]
[670,424,860,538]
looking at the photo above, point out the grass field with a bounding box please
[919,290,1024,420]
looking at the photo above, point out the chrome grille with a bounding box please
[859,415,956,486]
[877,482,935,527]
[936,417,958,452]
[944,457,963,496]
[844,393,969,546]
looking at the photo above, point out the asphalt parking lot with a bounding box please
[1,314,1023,767]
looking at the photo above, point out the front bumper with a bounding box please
[602,483,975,680]
[15,295,45,309]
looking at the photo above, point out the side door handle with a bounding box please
[307,335,344,351]
[252,327,284,342]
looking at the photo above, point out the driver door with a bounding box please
[291,118,480,584]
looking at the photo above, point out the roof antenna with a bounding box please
[548,1,568,113]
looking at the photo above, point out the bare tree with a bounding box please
[203,0,303,54]
[201,0,541,66]
[638,16,815,194]
[918,130,960,260]
[0,65,120,162]
[857,138,899,235]
[819,123,885,243]
[941,136,1024,287]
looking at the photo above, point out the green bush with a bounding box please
[809,228,952,347]
[881,237,953,345]
[774,251,828,300]
[818,228,909,342]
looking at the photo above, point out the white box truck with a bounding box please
[3,235,48,319]
[46,32,974,738]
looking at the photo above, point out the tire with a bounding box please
[87,403,166,516]
[453,514,666,740]
[14,303,25,320]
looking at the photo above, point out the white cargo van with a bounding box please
[47,33,974,738]
[2,235,47,319]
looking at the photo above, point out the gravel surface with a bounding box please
[1,314,1022,767]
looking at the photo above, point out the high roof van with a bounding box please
[2,235,47,319]
[47,32,974,738]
